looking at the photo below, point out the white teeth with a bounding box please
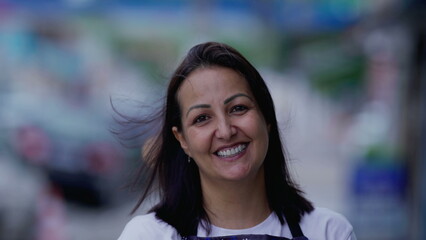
[217,144,247,157]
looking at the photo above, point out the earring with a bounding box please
[187,155,191,163]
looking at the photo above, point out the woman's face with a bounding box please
[172,66,269,186]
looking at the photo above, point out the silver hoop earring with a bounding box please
[187,156,191,163]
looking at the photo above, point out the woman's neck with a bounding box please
[201,169,271,229]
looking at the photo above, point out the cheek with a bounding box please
[245,115,270,153]
[242,114,269,137]
[185,129,212,153]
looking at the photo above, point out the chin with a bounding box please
[221,169,258,182]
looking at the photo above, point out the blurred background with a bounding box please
[0,0,425,239]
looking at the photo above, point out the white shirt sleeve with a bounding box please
[300,208,356,240]
[117,213,180,240]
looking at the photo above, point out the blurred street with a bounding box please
[66,202,133,240]
[1,1,425,240]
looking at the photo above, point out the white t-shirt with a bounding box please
[117,208,356,240]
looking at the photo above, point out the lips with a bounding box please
[215,143,248,158]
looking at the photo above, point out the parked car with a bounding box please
[2,93,140,207]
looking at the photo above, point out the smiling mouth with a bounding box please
[215,143,248,158]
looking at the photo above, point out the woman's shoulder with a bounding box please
[300,207,356,240]
[117,212,179,240]
[303,207,351,225]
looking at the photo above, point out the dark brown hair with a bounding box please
[130,42,313,236]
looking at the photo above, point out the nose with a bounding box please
[215,116,236,140]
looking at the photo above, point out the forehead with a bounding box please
[177,66,251,99]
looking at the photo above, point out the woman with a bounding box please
[118,42,356,240]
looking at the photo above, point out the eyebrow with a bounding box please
[186,104,211,117]
[186,93,253,117]
[224,93,253,104]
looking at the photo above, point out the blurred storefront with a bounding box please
[0,0,425,240]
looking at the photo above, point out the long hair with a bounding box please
[129,42,313,236]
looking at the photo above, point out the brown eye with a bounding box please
[231,105,248,113]
[193,114,210,124]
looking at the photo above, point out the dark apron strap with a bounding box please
[282,210,307,239]
[286,218,304,238]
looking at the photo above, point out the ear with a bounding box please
[172,126,190,156]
